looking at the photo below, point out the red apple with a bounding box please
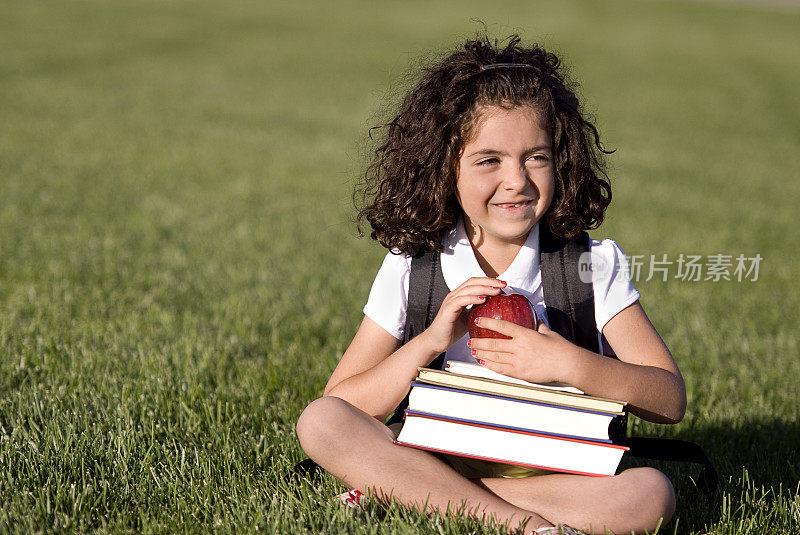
[468,293,538,339]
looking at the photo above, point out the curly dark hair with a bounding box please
[355,34,613,256]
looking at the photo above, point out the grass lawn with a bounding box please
[1,0,799,532]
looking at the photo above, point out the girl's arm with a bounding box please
[325,277,507,421]
[323,316,436,421]
[567,301,686,423]
[471,301,686,423]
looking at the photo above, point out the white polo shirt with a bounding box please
[363,220,640,365]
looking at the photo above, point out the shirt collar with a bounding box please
[440,217,541,294]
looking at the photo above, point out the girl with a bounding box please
[296,35,686,535]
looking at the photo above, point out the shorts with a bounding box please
[389,422,553,479]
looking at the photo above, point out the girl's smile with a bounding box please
[493,200,533,212]
[456,105,555,251]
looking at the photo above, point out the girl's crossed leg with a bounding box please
[297,396,549,532]
[475,467,675,534]
[296,396,674,534]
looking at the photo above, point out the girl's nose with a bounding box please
[502,164,529,191]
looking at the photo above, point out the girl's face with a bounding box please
[456,105,555,249]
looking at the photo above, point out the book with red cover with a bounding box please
[395,410,629,477]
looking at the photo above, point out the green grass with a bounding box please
[1,0,799,532]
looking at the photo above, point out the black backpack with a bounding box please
[296,226,718,493]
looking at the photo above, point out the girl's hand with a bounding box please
[468,317,577,384]
[419,278,507,355]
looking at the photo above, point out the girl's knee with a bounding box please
[296,396,350,450]
[617,467,676,530]
[296,396,398,470]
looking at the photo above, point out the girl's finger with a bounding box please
[478,358,515,376]
[468,337,512,352]
[451,284,505,298]
[454,277,507,291]
[472,349,512,363]
[442,294,492,313]
[442,289,501,311]
[473,316,529,337]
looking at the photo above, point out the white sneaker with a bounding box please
[330,489,365,509]
[534,525,587,535]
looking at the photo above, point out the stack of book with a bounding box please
[394,361,629,477]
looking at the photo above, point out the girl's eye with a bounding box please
[477,158,499,166]
[528,154,551,164]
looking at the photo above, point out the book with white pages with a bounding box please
[407,380,624,442]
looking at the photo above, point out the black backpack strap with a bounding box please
[403,251,451,348]
[621,437,719,492]
[291,457,323,481]
[540,224,630,441]
[539,225,598,353]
